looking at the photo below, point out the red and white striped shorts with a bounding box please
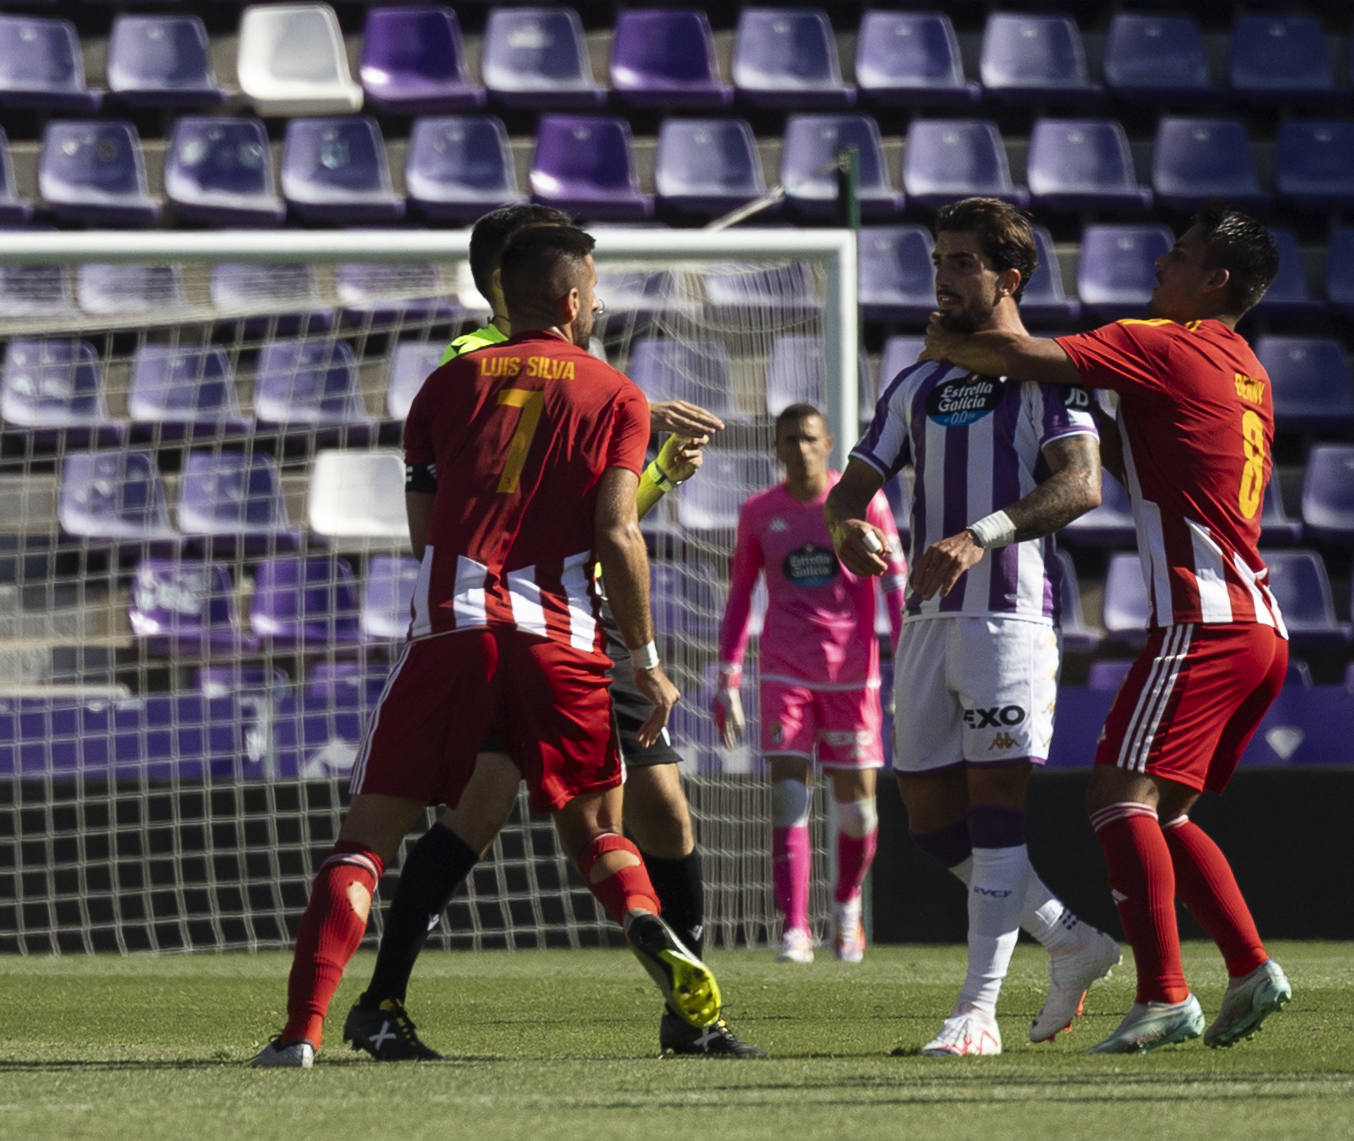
[1095,622,1288,793]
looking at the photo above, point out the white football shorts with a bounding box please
[891,615,1061,772]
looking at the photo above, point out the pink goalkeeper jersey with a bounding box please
[719,473,906,688]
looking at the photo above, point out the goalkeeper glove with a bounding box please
[713,663,746,749]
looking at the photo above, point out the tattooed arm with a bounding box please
[911,433,1102,600]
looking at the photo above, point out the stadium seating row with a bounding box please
[4,8,1353,119]
[9,327,1352,449]
[7,109,1354,228]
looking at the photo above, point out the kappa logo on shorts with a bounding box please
[963,704,1027,729]
[990,732,1019,751]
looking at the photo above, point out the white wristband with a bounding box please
[631,640,660,670]
[966,509,1017,549]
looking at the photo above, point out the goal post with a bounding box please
[0,226,860,956]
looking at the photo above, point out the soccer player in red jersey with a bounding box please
[251,225,722,1067]
[920,202,1293,1054]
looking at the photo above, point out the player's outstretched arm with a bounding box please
[594,466,679,747]
[635,432,709,520]
[920,313,1082,386]
[649,400,725,437]
[825,459,890,578]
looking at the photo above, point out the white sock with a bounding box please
[957,844,1027,1014]
[945,853,1080,952]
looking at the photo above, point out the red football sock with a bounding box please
[281,842,383,1048]
[1163,816,1268,979]
[1090,802,1189,1004]
[577,833,661,925]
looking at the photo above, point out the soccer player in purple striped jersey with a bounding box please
[826,197,1118,1056]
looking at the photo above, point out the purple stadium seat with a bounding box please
[1263,549,1352,648]
[705,261,822,322]
[0,128,31,223]
[0,258,75,320]
[1254,334,1354,432]
[107,13,224,107]
[781,113,903,218]
[611,8,731,108]
[128,344,250,443]
[674,451,778,533]
[209,263,333,336]
[280,116,405,225]
[196,664,289,701]
[1,338,124,447]
[1260,478,1303,546]
[1053,550,1099,655]
[902,119,1028,211]
[1326,227,1354,318]
[529,115,653,221]
[1021,225,1080,327]
[732,8,853,108]
[1075,224,1173,320]
[1248,228,1324,323]
[765,334,825,416]
[128,557,256,654]
[336,262,461,328]
[1230,15,1338,108]
[625,337,737,420]
[76,264,188,318]
[404,114,524,221]
[1102,551,1149,647]
[361,554,419,642]
[1151,117,1270,214]
[38,121,159,226]
[58,449,179,546]
[1102,13,1217,103]
[1085,659,1132,691]
[1300,444,1354,542]
[1275,120,1354,212]
[360,5,484,115]
[654,117,767,217]
[250,555,362,649]
[164,116,286,227]
[385,340,441,421]
[253,337,377,445]
[858,224,935,324]
[855,10,978,107]
[979,13,1101,105]
[177,450,301,555]
[1062,471,1135,546]
[877,335,924,398]
[270,683,369,780]
[1026,118,1153,214]
[1244,683,1354,766]
[481,7,605,108]
[649,558,724,644]
[0,15,100,111]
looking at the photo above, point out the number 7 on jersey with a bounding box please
[496,388,544,493]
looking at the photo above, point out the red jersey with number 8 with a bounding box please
[402,330,649,650]
[1056,319,1286,634]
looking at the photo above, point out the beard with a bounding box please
[935,282,1002,333]
[570,310,594,349]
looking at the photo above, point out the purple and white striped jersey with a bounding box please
[851,360,1097,622]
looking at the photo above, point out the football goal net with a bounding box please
[0,225,860,955]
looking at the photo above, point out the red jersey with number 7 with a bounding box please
[1055,319,1287,634]
[402,330,650,650]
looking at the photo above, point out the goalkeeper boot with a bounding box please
[833,898,866,963]
[249,1037,315,1068]
[626,912,721,1029]
[1087,995,1204,1054]
[659,1010,767,1058]
[776,927,815,964]
[1204,960,1292,1048]
[342,998,443,1061]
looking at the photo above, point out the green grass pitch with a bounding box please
[1,941,1350,1141]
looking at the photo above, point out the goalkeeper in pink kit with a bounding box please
[715,403,905,962]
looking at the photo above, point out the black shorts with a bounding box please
[478,607,682,768]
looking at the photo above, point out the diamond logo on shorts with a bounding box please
[989,732,1019,751]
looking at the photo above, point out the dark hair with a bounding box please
[1193,201,1278,314]
[933,197,1038,302]
[774,402,825,435]
[499,225,597,320]
[468,204,574,300]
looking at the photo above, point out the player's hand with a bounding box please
[829,519,890,578]
[919,311,955,363]
[656,432,709,484]
[650,400,725,437]
[910,529,986,600]
[713,685,745,749]
[632,663,680,748]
